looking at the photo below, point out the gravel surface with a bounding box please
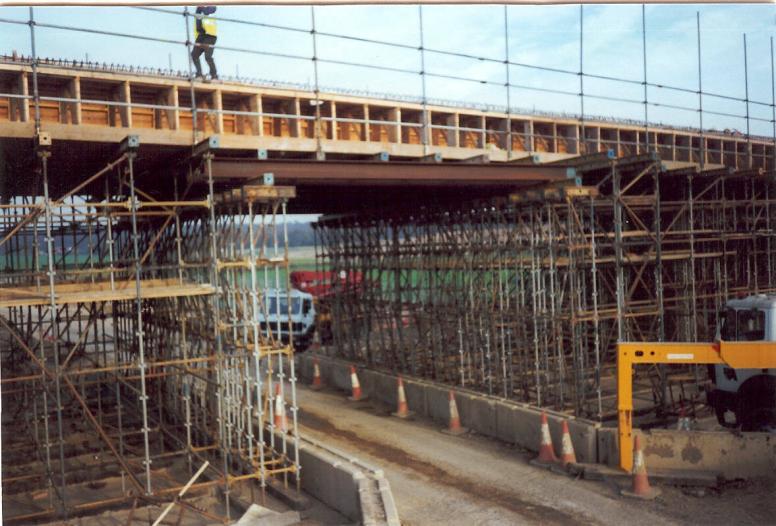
[296,385,705,526]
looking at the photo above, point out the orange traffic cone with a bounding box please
[273,383,288,433]
[347,365,366,401]
[311,358,323,391]
[441,390,468,435]
[559,420,577,466]
[391,375,414,419]
[310,329,321,352]
[532,412,558,465]
[621,435,661,500]
[677,403,691,431]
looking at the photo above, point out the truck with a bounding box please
[260,288,317,350]
[259,270,364,351]
[708,294,776,431]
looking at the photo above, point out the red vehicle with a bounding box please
[289,270,365,345]
[290,270,364,298]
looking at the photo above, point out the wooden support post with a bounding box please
[253,94,263,137]
[388,108,399,143]
[16,72,29,122]
[363,104,370,142]
[671,133,676,161]
[448,113,459,148]
[292,98,301,138]
[479,115,486,149]
[423,109,432,148]
[393,107,401,144]
[61,77,81,125]
[214,90,224,134]
[120,81,132,128]
[551,122,557,153]
[168,87,179,131]
[499,118,510,150]
[330,101,338,141]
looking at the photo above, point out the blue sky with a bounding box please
[2,4,776,136]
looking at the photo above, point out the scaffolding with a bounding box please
[314,153,776,421]
[0,137,299,523]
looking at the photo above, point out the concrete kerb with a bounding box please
[299,353,599,461]
[268,427,400,525]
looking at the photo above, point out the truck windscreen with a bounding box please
[268,297,301,314]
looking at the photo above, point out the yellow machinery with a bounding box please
[617,341,776,471]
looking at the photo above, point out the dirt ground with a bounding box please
[296,384,776,526]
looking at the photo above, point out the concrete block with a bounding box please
[641,429,776,480]
[426,384,452,425]
[495,401,521,443]
[296,354,312,382]
[403,379,428,417]
[566,418,599,464]
[297,443,362,521]
[329,359,352,392]
[368,370,396,408]
[512,407,544,452]
[457,394,497,437]
[378,477,401,526]
[597,427,619,467]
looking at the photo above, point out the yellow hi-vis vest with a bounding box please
[196,15,217,38]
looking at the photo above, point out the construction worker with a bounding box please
[191,5,218,81]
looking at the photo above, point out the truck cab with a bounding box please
[708,294,776,431]
[259,288,316,351]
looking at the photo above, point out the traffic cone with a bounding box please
[310,329,321,352]
[532,412,558,465]
[347,365,366,401]
[621,435,661,500]
[273,383,288,433]
[559,420,577,466]
[391,375,414,419]
[311,358,324,391]
[441,390,468,435]
[677,404,691,431]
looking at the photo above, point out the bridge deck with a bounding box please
[1,58,773,170]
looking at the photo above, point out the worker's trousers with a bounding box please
[192,35,217,78]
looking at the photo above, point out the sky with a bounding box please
[2,4,776,134]
[1,3,776,222]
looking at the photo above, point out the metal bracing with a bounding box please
[314,157,776,421]
[0,138,299,523]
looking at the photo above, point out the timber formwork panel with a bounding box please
[2,57,776,168]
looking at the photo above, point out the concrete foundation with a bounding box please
[599,427,776,480]
[267,430,400,525]
[301,353,776,480]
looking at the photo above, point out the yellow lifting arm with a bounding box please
[617,341,776,472]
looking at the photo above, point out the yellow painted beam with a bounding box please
[617,341,776,472]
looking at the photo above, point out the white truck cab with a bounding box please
[709,294,776,431]
[259,288,316,351]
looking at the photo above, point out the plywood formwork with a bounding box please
[1,57,774,169]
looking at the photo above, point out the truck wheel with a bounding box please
[737,375,776,432]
